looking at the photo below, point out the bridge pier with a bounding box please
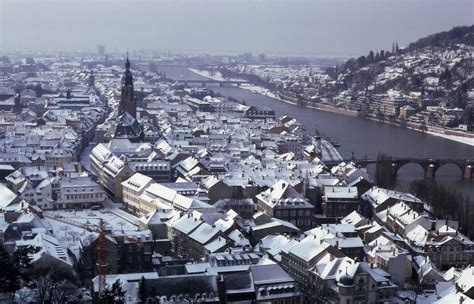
[425,163,437,179]
[464,165,472,179]
[219,82,224,87]
[391,163,399,178]
[201,82,206,87]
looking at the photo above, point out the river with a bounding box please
[158,67,474,201]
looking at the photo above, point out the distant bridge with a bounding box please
[169,78,249,87]
[326,157,473,179]
[154,64,194,68]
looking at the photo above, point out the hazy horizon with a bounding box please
[0,0,473,57]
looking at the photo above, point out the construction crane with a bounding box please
[41,211,143,296]
[97,218,108,297]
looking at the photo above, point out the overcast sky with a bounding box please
[0,0,472,57]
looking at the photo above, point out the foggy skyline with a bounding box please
[0,0,473,57]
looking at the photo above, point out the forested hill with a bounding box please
[407,25,474,51]
[326,25,474,111]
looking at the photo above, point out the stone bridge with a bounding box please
[329,158,474,179]
[169,78,248,87]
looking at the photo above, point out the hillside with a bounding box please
[326,25,474,112]
[408,25,474,50]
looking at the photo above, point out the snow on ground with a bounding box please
[189,68,285,101]
[239,83,281,100]
[189,68,244,82]
[426,131,474,147]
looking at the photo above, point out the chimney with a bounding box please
[66,89,72,99]
[282,182,285,189]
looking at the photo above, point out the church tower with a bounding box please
[120,54,136,118]
[106,54,143,143]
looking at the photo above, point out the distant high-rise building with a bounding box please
[120,55,136,118]
[239,52,253,63]
[97,44,105,56]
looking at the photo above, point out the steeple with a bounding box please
[122,53,133,87]
[119,54,136,117]
[125,52,130,70]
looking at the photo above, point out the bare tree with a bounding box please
[68,231,80,243]
[31,267,77,304]
[118,221,126,233]
[60,225,70,238]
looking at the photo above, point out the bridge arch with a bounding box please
[394,161,427,179]
[434,162,464,179]
[347,158,472,180]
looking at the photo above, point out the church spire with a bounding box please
[125,52,130,70]
[120,55,136,118]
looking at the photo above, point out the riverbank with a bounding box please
[190,68,359,115]
[189,68,474,147]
